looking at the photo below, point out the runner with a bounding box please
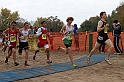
[58,17,77,67]
[87,12,114,65]
[2,31,8,55]
[33,21,52,64]
[73,24,80,51]
[112,20,122,55]
[18,22,29,66]
[3,21,22,66]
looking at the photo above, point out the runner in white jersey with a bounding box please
[18,22,29,66]
[58,17,77,67]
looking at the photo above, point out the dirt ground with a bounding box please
[0,49,124,82]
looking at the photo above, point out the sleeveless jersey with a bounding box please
[8,28,18,47]
[97,20,109,44]
[63,25,73,40]
[38,27,48,47]
[20,28,29,42]
[98,20,108,37]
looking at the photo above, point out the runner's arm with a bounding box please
[60,25,67,35]
[36,28,42,37]
[2,29,8,37]
[17,28,23,36]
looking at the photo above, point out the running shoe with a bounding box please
[72,64,77,67]
[5,56,8,63]
[25,63,29,66]
[47,60,52,64]
[25,61,29,66]
[87,56,90,64]
[105,58,112,65]
[117,53,122,55]
[14,62,19,66]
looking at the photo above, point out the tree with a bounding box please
[33,16,64,32]
[16,17,27,28]
[79,16,100,32]
[0,8,20,30]
[33,17,47,28]
[116,2,124,31]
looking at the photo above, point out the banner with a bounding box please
[28,34,45,52]
[28,34,38,51]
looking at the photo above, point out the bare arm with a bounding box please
[60,25,67,35]
[97,21,108,32]
[2,29,9,37]
[17,28,23,36]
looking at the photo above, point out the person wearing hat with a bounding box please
[112,20,122,55]
[73,24,80,51]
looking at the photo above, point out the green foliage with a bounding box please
[116,2,124,31]
[79,16,100,32]
[0,8,20,30]
[1,2,124,32]
[79,2,124,32]
[34,16,64,32]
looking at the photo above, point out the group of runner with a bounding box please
[0,20,53,67]
[0,11,115,67]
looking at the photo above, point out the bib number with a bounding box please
[24,36,28,40]
[104,28,108,33]
[42,34,47,39]
[67,34,72,40]
[10,36,16,42]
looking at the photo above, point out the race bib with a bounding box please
[104,28,108,33]
[42,34,47,39]
[67,34,72,40]
[10,36,16,42]
[24,36,28,40]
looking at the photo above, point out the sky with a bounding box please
[0,0,123,27]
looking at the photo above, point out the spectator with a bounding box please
[73,24,80,51]
[112,20,122,55]
[29,26,34,34]
[34,26,37,34]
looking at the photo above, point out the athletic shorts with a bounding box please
[97,35,109,45]
[37,43,49,51]
[18,42,28,53]
[9,46,16,51]
[63,38,72,48]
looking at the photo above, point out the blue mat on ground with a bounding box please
[0,54,114,82]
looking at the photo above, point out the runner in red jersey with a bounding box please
[3,21,22,66]
[33,21,52,64]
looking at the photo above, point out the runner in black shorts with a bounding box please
[87,11,114,65]
[18,42,28,54]
[18,22,29,66]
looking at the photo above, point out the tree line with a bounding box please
[79,2,124,32]
[0,2,124,32]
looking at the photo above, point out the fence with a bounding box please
[28,32,124,52]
